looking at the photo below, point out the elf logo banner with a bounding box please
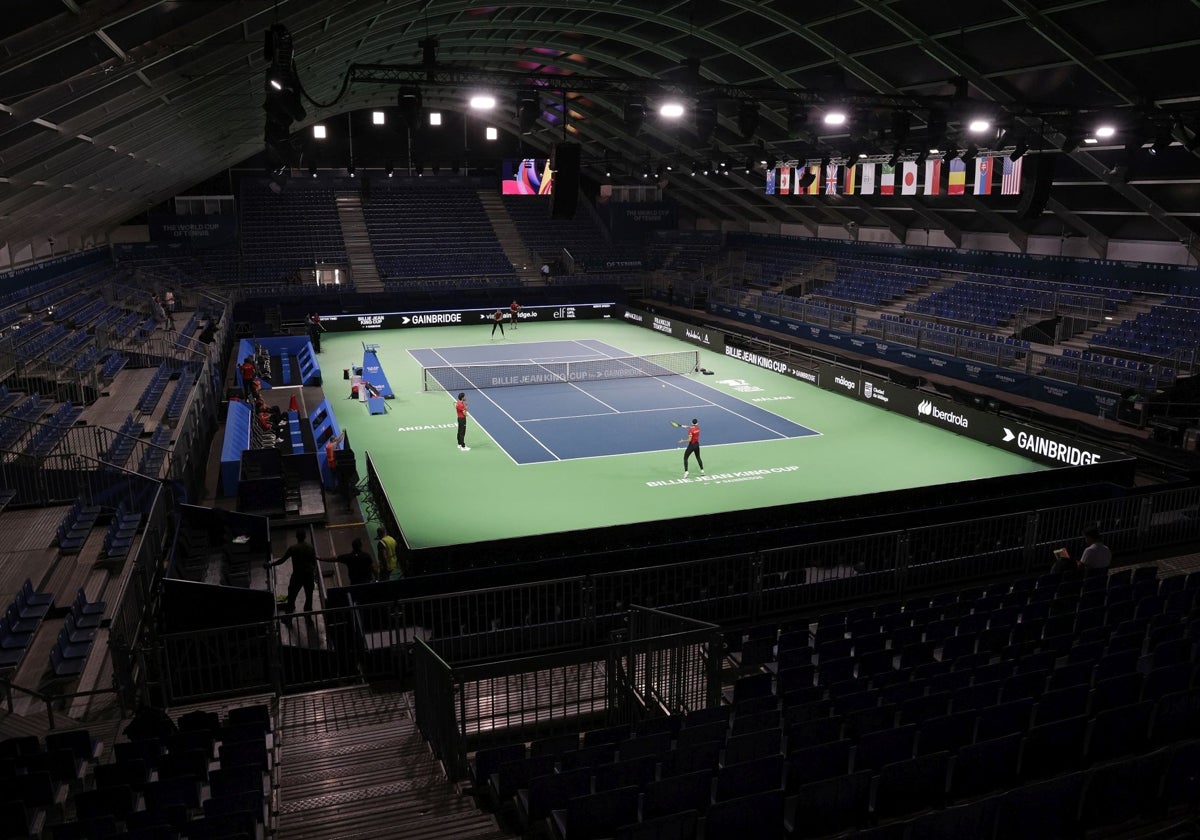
[1002,428,1102,465]
[917,399,969,428]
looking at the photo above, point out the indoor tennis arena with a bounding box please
[2,4,1200,839]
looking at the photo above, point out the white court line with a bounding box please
[429,348,558,464]
[556,436,808,464]
[657,374,795,439]
[522,405,715,424]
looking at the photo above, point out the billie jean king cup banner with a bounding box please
[321,302,615,332]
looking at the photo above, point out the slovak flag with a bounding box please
[901,162,919,195]
[825,163,840,195]
[1001,156,1023,195]
[974,157,993,195]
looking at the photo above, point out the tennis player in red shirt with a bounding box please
[681,418,704,478]
[456,392,470,451]
[509,300,520,330]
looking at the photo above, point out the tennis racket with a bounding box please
[667,420,685,428]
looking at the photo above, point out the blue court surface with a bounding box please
[410,339,819,464]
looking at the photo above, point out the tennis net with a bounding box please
[422,350,700,391]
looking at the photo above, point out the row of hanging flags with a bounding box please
[766,157,1024,197]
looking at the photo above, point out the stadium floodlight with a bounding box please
[428,111,442,126]
[309,165,318,178]
[469,94,496,110]
[823,110,847,126]
[1084,137,1099,145]
[929,148,941,155]
[1150,132,1171,155]
[348,165,356,178]
[385,165,394,177]
[268,76,284,91]
[312,124,326,139]
[372,111,385,125]
[659,101,685,118]
[485,126,498,141]
[968,118,991,134]
[1095,125,1116,139]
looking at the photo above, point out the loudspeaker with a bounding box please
[549,142,580,219]
[1016,155,1055,221]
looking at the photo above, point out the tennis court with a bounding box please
[320,320,1047,550]
[410,339,819,464]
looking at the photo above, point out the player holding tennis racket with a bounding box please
[679,418,704,478]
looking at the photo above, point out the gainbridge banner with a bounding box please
[320,302,615,332]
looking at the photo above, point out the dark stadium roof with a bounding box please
[2,1,1199,258]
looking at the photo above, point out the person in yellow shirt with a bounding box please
[376,525,400,579]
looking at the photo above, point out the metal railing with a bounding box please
[708,286,1181,396]
[413,605,721,779]
[148,483,1200,711]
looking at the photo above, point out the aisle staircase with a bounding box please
[477,191,542,284]
[336,194,383,293]
[275,686,507,840]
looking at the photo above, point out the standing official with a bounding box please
[456,392,470,451]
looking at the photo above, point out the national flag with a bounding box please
[948,159,966,195]
[1001,156,1023,195]
[974,157,993,195]
[923,159,942,195]
[765,167,776,195]
[778,165,791,195]
[859,163,876,195]
[844,163,857,195]
[825,163,839,195]
[901,162,918,195]
[806,164,821,195]
[880,164,895,195]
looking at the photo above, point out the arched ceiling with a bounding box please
[2,0,1199,258]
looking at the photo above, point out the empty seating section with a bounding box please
[55,500,101,554]
[810,261,939,306]
[364,180,512,280]
[644,234,721,274]
[0,701,270,839]
[1043,348,1175,392]
[103,415,144,469]
[136,363,173,414]
[502,195,643,272]
[0,394,45,450]
[23,401,82,458]
[866,313,1031,366]
[138,425,171,476]
[906,278,1056,327]
[101,502,142,561]
[725,232,824,286]
[0,578,54,673]
[239,179,347,285]
[165,366,196,423]
[470,566,1200,839]
[1089,297,1200,360]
